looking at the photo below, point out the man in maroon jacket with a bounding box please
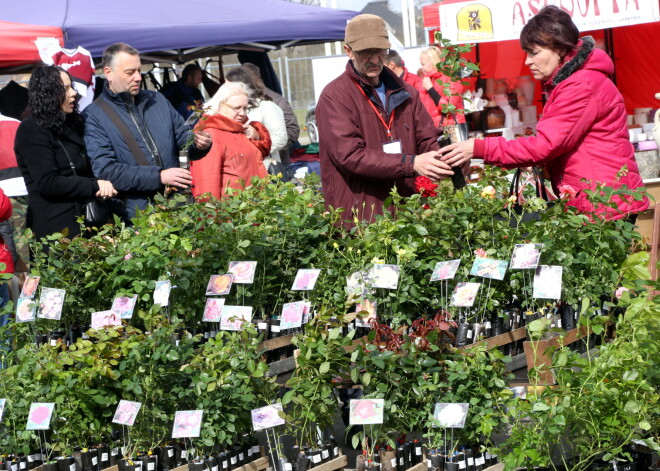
[316,14,453,224]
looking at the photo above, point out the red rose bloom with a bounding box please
[415,176,438,198]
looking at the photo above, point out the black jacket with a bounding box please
[14,117,99,240]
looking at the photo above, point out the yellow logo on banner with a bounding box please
[456,4,494,41]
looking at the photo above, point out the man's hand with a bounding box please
[413,151,454,181]
[194,131,212,150]
[95,180,118,198]
[161,168,193,188]
[439,139,475,168]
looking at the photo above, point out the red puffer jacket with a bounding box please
[401,67,441,127]
[474,37,648,220]
[423,70,466,125]
[0,188,14,274]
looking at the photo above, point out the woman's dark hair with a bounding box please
[28,64,82,135]
[225,67,271,104]
[520,5,579,59]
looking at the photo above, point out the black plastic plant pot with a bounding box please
[308,450,323,468]
[430,454,444,471]
[56,456,76,471]
[471,323,483,343]
[80,450,98,471]
[159,446,175,471]
[17,457,28,471]
[321,444,332,463]
[96,445,111,470]
[295,455,310,471]
[139,455,158,471]
[464,449,475,471]
[277,458,292,471]
[174,443,188,467]
[455,323,470,347]
[110,447,121,467]
[118,460,140,471]
[492,316,504,337]
[42,464,58,471]
[187,460,205,471]
[444,462,459,471]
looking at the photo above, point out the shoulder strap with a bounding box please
[95,97,152,167]
[56,139,78,176]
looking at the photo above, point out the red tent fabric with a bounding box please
[422,3,660,114]
[0,21,63,69]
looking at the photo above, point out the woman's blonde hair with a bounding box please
[205,81,252,115]
[420,46,443,69]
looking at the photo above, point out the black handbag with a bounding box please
[503,167,555,227]
[58,139,109,227]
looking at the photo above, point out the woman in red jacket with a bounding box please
[190,81,271,199]
[440,5,648,221]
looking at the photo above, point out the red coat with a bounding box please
[0,188,14,274]
[401,67,441,127]
[190,115,270,199]
[474,37,648,220]
[316,61,440,222]
[423,70,466,125]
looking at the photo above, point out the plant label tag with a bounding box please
[111,295,138,319]
[280,301,306,329]
[467,329,473,339]
[382,140,402,154]
[284,464,292,471]
[206,274,235,296]
[322,450,329,459]
[370,264,400,289]
[231,457,237,465]
[485,453,492,460]
[450,282,481,307]
[291,268,322,291]
[148,464,155,471]
[333,448,339,457]
[70,465,76,471]
[239,454,244,461]
[432,402,470,428]
[50,339,57,346]
[470,257,509,280]
[312,455,321,464]
[458,460,466,469]
[258,322,268,330]
[510,244,544,269]
[252,446,260,455]
[430,259,461,281]
[251,403,285,431]
[415,447,422,455]
[223,462,228,468]
[102,454,109,462]
[532,265,563,299]
[391,458,397,467]
[27,457,34,463]
[19,463,26,469]
[202,298,226,323]
[172,410,203,438]
[349,399,384,425]
[153,280,172,307]
[168,450,174,458]
[428,460,432,468]
[112,400,142,426]
[478,457,486,466]
[112,449,119,457]
[10,465,17,471]
[20,275,40,299]
[220,305,253,331]
[399,457,404,466]
[228,261,258,284]
[468,457,475,466]
[37,287,66,320]
[91,310,121,330]
[26,402,55,430]
[485,321,492,329]
[212,467,218,471]
[181,451,187,459]
[92,457,98,466]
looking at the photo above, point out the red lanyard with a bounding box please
[353,80,395,139]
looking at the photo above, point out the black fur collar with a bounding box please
[551,36,595,86]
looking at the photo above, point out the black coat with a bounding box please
[14,117,99,240]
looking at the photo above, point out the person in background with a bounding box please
[225,67,289,179]
[190,81,270,199]
[14,65,117,241]
[84,43,212,222]
[162,64,205,120]
[0,188,14,326]
[419,45,466,126]
[440,5,648,221]
[384,50,440,127]
[316,14,454,224]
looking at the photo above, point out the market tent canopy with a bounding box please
[0,0,358,62]
[0,21,63,68]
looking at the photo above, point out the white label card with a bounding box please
[382,140,402,154]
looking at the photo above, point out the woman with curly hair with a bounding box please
[14,65,116,240]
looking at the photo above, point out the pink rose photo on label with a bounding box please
[228,261,257,284]
[172,410,204,438]
[154,280,171,307]
[37,288,66,320]
[112,400,142,426]
[15,298,36,323]
[205,274,234,296]
[251,404,285,431]
[220,305,253,331]
[349,399,384,425]
[291,269,321,291]
[430,259,461,281]
[280,301,305,329]
[202,298,226,322]
[91,310,121,330]
[26,402,55,430]
[510,244,544,269]
[20,276,40,299]
[450,282,481,307]
[111,295,138,319]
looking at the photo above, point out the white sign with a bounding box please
[438,0,660,44]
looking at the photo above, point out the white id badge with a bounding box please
[382,140,402,154]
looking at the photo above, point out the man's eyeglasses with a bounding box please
[352,48,389,59]
[221,103,248,114]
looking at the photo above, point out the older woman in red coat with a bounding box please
[191,81,271,199]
